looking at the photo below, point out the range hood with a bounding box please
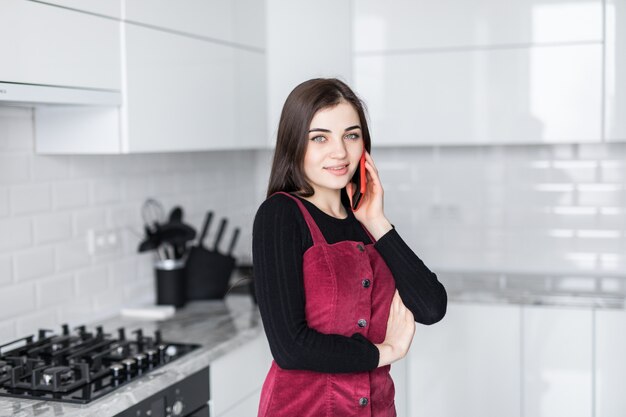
[0,81,121,106]
[0,81,122,154]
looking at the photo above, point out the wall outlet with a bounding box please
[87,228,121,255]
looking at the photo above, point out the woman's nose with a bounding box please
[329,137,347,158]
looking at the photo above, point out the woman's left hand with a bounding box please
[346,151,393,240]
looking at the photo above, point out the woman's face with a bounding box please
[303,100,364,195]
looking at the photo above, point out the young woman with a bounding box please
[253,78,447,417]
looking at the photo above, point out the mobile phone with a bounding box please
[351,151,367,211]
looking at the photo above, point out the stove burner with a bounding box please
[41,366,74,386]
[0,323,199,404]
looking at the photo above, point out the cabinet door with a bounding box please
[125,0,265,48]
[123,23,235,153]
[266,0,352,146]
[407,302,521,417]
[522,305,592,417]
[232,49,267,150]
[353,0,602,52]
[126,0,233,40]
[355,43,602,147]
[210,332,272,417]
[595,309,626,417]
[0,0,120,91]
[606,0,626,141]
[218,390,262,417]
[31,0,121,18]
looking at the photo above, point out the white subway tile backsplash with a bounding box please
[0,217,31,251]
[69,156,108,179]
[108,257,138,287]
[34,212,72,243]
[123,279,155,305]
[0,320,15,344]
[0,186,8,216]
[0,283,36,319]
[16,308,60,336]
[91,179,122,204]
[36,274,74,308]
[10,183,51,214]
[73,208,107,236]
[123,176,156,202]
[600,160,626,183]
[55,239,91,271]
[0,255,12,285]
[14,247,54,282]
[53,181,89,209]
[31,155,71,181]
[92,288,125,314]
[107,204,139,229]
[578,188,626,206]
[0,109,259,336]
[57,298,95,325]
[76,265,108,297]
[0,155,30,184]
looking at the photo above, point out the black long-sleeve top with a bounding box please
[252,192,447,374]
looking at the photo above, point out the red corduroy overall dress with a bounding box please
[258,192,397,417]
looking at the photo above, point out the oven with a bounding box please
[113,366,210,417]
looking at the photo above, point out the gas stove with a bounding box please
[0,323,200,404]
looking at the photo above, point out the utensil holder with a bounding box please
[155,259,186,308]
[185,246,236,300]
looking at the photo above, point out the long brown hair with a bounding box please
[266,78,372,198]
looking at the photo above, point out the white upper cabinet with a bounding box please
[266,0,352,146]
[355,44,602,146]
[31,0,121,18]
[0,0,121,91]
[125,0,264,49]
[522,306,593,417]
[606,0,626,142]
[123,24,232,153]
[352,0,604,146]
[353,0,603,52]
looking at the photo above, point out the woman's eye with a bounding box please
[345,133,360,140]
[310,136,326,143]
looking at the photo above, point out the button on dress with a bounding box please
[257,192,397,417]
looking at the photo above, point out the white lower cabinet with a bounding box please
[522,306,592,417]
[594,309,626,417]
[407,302,522,417]
[210,332,272,417]
[219,390,262,417]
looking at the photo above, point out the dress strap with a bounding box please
[272,192,327,246]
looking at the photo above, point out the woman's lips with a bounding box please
[324,164,349,176]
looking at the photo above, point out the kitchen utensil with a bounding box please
[212,218,227,252]
[197,211,214,247]
[185,215,237,300]
[155,259,186,308]
[141,198,165,233]
[168,206,183,224]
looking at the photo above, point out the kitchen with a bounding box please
[0,0,625,416]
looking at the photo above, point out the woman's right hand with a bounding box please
[375,289,416,367]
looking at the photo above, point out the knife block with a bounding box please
[185,245,236,300]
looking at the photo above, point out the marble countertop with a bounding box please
[0,294,262,417]
[439,270,626,309]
